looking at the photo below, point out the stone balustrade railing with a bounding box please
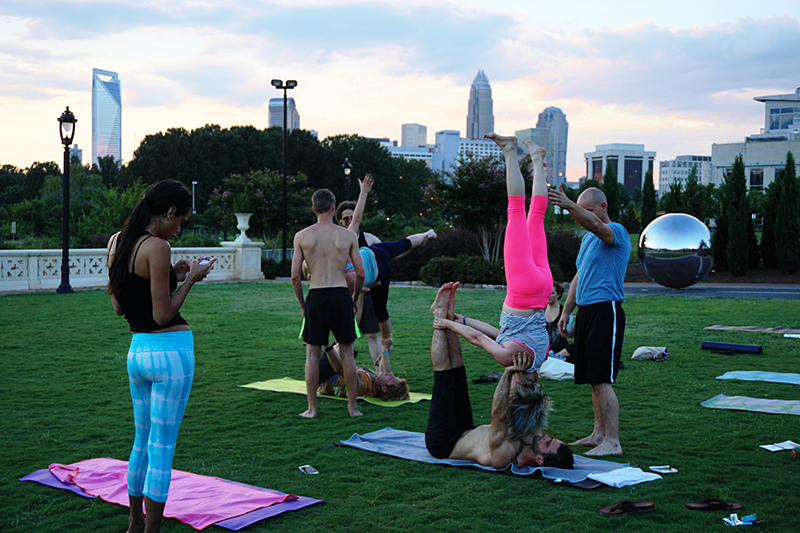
[0,240,264,292]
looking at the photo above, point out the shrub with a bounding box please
[419,255,504,286]
[389,227,481,282]
[261,258,279,279]
[171,232,222,248]
[545,229,581,281]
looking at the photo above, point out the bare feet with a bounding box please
[570,434,603,447]
[585,440,623,456]
[522,140,547,162]
[126,518,145,533]
[447,281,459,320]
[431,283,452,318]
[299,408,317,419]
[484,132,518,152]
[421,229,437,246]
[348,406,364,417]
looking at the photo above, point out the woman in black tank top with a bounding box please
[106,180,215,533]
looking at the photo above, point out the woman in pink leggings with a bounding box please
[433,133,552,374]
[432,134,553,438]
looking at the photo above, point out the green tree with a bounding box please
[760,180,779,268]
[630,186,643,207]
[619,204,641,234]
[601,165,619,222]
[661,179,684,214]
[440,153,509,263]
[578,178,600,195]
[640,169,657,230]
[712,181,729,271]
[726,154,749,276]
[776,151,800,273]
[684,165,705,220]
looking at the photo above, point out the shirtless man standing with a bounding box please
[292,188,366,418]
[425,283,573,469]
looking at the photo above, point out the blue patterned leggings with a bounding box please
[127,330,194,503]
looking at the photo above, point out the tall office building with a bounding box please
[466,70,494,140]
[536,107,569,186]
[401,123,427,147]
[268,98,300,131]
[584,143,656,194]
[92,68,121,167]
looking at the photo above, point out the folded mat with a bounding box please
[701,394,800,416]
[20,458,322,531]
[717,371,800,386]
[337,427,631,488]
[704,325,800,334]
[241,376,431,406]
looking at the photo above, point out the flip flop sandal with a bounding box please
[600,500,655,517]
[684,499,742,511]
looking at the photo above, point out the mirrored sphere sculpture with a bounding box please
[638,213,713,288]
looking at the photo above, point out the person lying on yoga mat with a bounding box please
[107,179,216,533]
[432,134,552,382]
[426,283,573,469]
[345,173,437,372]
[317,344,410,402]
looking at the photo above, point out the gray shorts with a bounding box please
[495,311,549,372]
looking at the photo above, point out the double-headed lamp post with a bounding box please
[342,158,352,201]
[270,78,297,277]
[57,107,77,294]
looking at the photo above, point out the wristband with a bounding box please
[462,316,466,325]
[380,351,390,357]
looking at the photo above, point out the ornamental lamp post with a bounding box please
[342,158,352,201]
[57,107,77,294]
[270,78,297,276]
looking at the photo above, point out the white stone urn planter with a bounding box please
[234,212,253,243]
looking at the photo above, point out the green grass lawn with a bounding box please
[2,282,798,532]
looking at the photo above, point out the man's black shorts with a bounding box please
[358,292,380,334]
[573,301,625,385]
[302,287,356,345]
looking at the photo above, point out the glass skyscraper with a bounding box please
[536,107,569,186]
[268,98,300,131]
[92,68,121,167]
[466,70,494,140]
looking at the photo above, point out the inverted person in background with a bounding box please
[335,194,384,371]
[548,184,630,456]
[107,179,216,533]
[292,188,365,418]
[346,174,437,372]
[433,134,552,387]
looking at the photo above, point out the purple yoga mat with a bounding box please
[20,463,323,531]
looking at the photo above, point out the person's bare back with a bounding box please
[295,222,361,290]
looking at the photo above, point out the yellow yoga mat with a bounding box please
[240,377,431,407]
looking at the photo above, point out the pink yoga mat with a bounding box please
[49,458,299,530]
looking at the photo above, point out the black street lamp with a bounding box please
[271,78,297,277]
[342,158,352,201]
[57,107,76,294]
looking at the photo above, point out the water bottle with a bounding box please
[566,314,575,334]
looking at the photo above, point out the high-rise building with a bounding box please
[69,144,83,165]
[401,123,427,147]
[711,87,800,191]
[268,98,300,131]
[431,130,504,178]
[659,156,712,197]
[584,143,656,194]
[536,107,569,187]
[92,68,121,167]
[466,70,494,140]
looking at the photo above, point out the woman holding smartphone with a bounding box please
[107,179,215,533]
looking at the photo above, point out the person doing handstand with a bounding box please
[345,174,437,371]
[434,134,552,380]
[292,188,365,418]
[426,283,572,469]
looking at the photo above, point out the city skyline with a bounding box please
[1,1,798,180]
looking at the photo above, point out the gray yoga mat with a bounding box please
[716,371,800,386]
[701,394,800,416]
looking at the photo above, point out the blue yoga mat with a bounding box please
[716,371,800,386]
[701,394,800,416]
[338,427,627,484]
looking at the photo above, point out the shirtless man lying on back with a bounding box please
[425,283,573,469]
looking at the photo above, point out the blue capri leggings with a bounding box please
[127,330,194,503]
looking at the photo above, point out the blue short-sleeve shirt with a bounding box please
[575,222,630,306]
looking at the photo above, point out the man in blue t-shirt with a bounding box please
[548,186,631,456]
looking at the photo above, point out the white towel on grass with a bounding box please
[588,466,662,488]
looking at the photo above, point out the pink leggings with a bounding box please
[504,195,552,309]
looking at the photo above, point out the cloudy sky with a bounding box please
[2,0,799,181]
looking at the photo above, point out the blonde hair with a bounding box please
[377,379,410,402]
